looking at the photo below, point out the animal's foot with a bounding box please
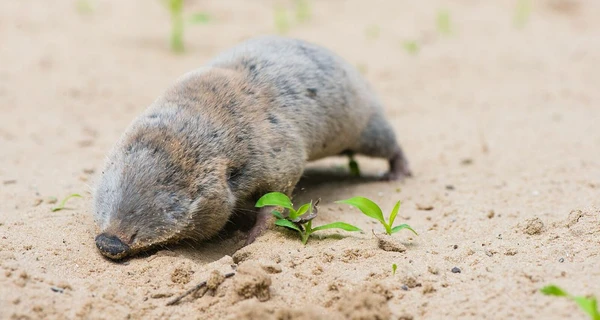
[244,206,275,246]
[382,147,412,181]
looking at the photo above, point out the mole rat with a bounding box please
[93,36,411,260]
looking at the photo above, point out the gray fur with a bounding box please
[93,36,410,259]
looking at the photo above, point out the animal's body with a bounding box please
[93,36,411,259]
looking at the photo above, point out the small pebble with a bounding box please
[445,185,455,190]
[452,244,458,249]
[50,287,64,293]
[559,258,564,263]
[401,285,409,291]
[416,203,434,211]
[451,267,461,274]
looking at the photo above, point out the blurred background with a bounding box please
[1,0,598,198]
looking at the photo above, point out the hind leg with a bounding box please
[354,113,412,181]
[383,145,412,181]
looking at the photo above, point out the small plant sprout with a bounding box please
[336,197,417,236]
[256,192,361,245]
[75,0,94,14]
[392,263,398,275]
[402,40,420,55]
[541,285,600,320]
[51,194,82,212]
[189,12,211,24]
[161,0,211,53]
[294,0,311,23]
[274,5,291,34]
[436,9,452,35]
[514,0,532,28]
[164,0,185,52]
[274,1,311,34]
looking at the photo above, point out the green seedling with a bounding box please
[436,9,452,35]
[164,0,185,52]
[189,12,211,24]
[256,192,361,245]
[161,0,211,52]
[75,0,94,14]
[402,40,420,55]
[294,0,311,23]
[51,194,82,212]
[514,0,532,28]
[274,0,311,34]
[541,285,600,320]
[336,197,417,236]
[274,5,291,34]
[392,263,398,275]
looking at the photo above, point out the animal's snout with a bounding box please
[95,233,130,260]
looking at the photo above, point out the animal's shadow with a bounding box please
[292,167,384,204]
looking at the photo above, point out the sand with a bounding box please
[1,0,599,319]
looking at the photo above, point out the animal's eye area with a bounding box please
[227,163,247,190]
[129,229,139,244]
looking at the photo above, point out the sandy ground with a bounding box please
[1,0,599,319]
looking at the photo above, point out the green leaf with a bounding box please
[294,0,311,23]
[572,296,600,320]
[167,0,183,13]
[275,219,301,232]
[392,263,397,275]
[336,197,385,224]
[51,194,82,212]
[402,41,419,55]
[271,210,284,219]
[514,0,532,28]
[189,12,211,24]
[295,202,312,218]
[540,285,569,297]
[256,192,294,210]
[311,222,362,233]
[75,0,94,14]
[436,9,452,35]
[391,224,418,235]
[274,5,290,34]
[388,201,401,228]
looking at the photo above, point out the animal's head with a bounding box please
[93,111,235,260]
